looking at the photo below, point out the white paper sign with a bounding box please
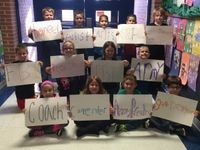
[131,58,164,82]
[93,27,118,47]
[51,54,85,78]
[63,28,93,49]
[31,20,62,42]
[91,60,124,82]
[117,24,146,44]
[113,95,152,120]
[146,26,173,45]
[5,62,42,86]
[152,92,198,126]
[25,97,68,126]
[70,95,110,121]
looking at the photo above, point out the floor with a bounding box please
[0,92,188,150]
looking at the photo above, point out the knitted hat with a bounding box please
[41,80,54,89]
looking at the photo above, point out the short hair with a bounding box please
[126,14,137,23]
[83,75,107,94]
[74,10,84,18]
[15,43,27,52]
[103,41,117,59]
[42,7,55,16]
[99,14,108,22]
[139,45,149,51]
[165,76,182,87]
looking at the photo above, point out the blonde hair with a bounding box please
[152,7,165,19]
[42,7,55,16]
[62,40,77,54]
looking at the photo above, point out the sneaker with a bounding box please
[29,129,45,137]
[144,119,150,129]
[56,128,65,137]
[174,128,186,137]
[115,124,128,132]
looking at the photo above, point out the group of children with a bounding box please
[0,6,198,138]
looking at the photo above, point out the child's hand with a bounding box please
[116,31,120,36]
[84,60,92,67]
[193,110,200,117]
[110,106,114,115]
[36,61,43,67]
[45,66,52,75]
[92,35,96,41]
[122,60,129,67]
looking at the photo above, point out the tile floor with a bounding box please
[0,93,186,150]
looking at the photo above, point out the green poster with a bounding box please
[184,20,195,53]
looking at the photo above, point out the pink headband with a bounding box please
[41,80,54,89]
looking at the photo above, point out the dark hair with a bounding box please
[74,10,84,18]
[83,75,107,94]
[15,43,27,52]
[121,75,137,89]
[165,76,182,87]
[102,41,117,59]
[99,14,108,22]
[126,14,137,23]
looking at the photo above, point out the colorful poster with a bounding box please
[176,19,187,51]
[192,20,200,57]
[165,45,174,68]
[179,52,190,85]
[188,54,200,91]
[184,20,195,53]
[193,0,200,6]
[169,49,181,76]
[186,0,193,6]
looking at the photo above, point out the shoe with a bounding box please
[29,129,45,137]
[173,128,186,137]
[56,128,65,136]
[115,124,128,132]
[144,119,150,129]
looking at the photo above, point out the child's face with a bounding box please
[167,84,181,95]
[74,14,84,27]
[154,11,163,25]
[123,79,137,94]
[126,16,136,24]
[62,42,75,57]
[16,48,28,61]
[89,80,100,94]
[104,46,115,60]
[41,84,55,98]
[99,16,108,28]
[139,47,150,59]
[43,11,54,20]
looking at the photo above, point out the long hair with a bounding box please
[83,75,107,94]
[102,41,117,60]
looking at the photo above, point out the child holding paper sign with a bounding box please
[145,76,199,136]
[114,75,147,132]
[28,7,62,81]
[0,44,43,112]
[46,40,89,97]
[75,75,113,138]
[28,80,68,137]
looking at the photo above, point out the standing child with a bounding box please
[28,80,68,137]
[123,14,137,63]
[145,76,199,136]
[75,75,112,138]
[0,44,42,112]
[46,40,89,97]
[28,7,62,81]
[94,14,110,59]
[115,75,147,132]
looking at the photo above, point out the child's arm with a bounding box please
[122,60,129,67]
[36,61,43,67]
[45,66,52,75]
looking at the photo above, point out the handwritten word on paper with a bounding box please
[93,27,118,47]
[91,60,124,82]
[31,20,62,42]
[117,24,146,44]
[146,26,173,45]
[51,54,85,78]
[70,95,110,121]
[63,28,93,49]
[131,58,164,82]
[25,97,68,126]
[152,92,198,126]
[5,62,41,86]
[113,95,152,120]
